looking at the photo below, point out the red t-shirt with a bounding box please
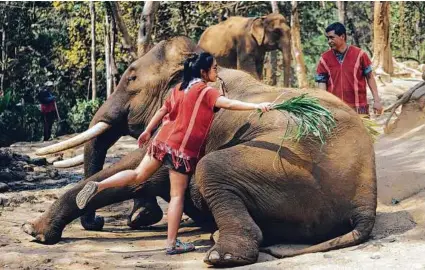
[316,46,372,109]
[150,81,221,163]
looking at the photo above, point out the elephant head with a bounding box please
[35,37,198,230]
[36,36,198,176]
[251,13,291,86]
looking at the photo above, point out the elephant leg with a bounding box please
[22,149,165,244]
[203,191,262,267]
[195,150,263,267]
[23,179,143,244]
[127,196,163,229]
[128,178,216,231]
[81,127,122,231]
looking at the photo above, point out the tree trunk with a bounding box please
[180,2,188,37]
[90,1,97,101]
[347,18,361,48]
[107,3,119,88]
[270,1,279,86]
[263,53,272,85]
[270,1,279,13]
[291,1,308,88]
[137,1,159,57]
[104,9,112,99]
[110,2,137,60]
[0,2,8,97]
[336,0,346,25]
[399,1,406,58]
[0,28,5,96]
[372,1,393,75]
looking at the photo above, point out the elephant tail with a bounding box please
[261,212,375,258]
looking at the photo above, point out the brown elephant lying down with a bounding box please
[23,37,377,267]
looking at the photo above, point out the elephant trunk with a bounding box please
[280,34,292,87]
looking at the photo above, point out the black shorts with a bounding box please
[159,153,192,175]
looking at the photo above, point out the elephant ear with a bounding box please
[251,17,265,46]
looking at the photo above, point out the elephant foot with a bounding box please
[80,212,104,231]
[127,198,163,229]
[22,217,62,245]
[203,226,261,267]
[203,240,259,267]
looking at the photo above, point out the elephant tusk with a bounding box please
[36,122,111,156]
[53,154,84,168]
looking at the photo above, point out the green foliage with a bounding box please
[297,2,337,86]
[0,92,43,146]
[67,98,103,133]
[0,91,13,113]
[391,2,425,63]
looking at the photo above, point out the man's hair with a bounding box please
[325,22,346,38]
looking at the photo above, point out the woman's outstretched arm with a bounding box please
[215,96,272,112]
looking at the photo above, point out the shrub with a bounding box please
[0,91,43,146]
[67,98,103,133]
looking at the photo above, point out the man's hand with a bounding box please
[138,131,151,148]
[373,100,384,115]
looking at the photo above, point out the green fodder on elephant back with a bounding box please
[67,98,103,133]
[260,94,337,145]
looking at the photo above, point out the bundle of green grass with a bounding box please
[259,94,336,144]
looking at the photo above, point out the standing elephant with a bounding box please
[24,37,377,267]
[198,13,291,86]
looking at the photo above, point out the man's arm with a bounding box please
[365,72,383,115]
[315,57,329,90]
[316,82,327,90]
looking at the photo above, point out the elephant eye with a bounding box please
[127,75,137,82]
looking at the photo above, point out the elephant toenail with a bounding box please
[131,208,143,222]
[224,253,232,260]
[22,223,34,236]
[36,234,46,242]
[209,251,220,260]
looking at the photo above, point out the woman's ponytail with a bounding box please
[180,54,198,90]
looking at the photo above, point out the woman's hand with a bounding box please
[138,131,151,148]
[256,102,273,113]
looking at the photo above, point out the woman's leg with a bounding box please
[76,153,162,209]
[166,169,194,253]
[97,153,162,191]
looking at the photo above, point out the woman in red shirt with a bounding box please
[76,52,272,254]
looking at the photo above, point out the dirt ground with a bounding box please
[1,78,425,269]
